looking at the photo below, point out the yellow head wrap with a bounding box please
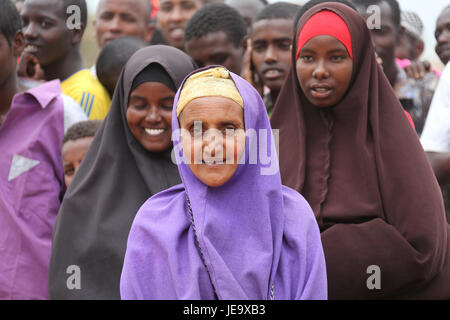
[176,67,244,117]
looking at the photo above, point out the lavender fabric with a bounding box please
[0,80,65,299]
[120,67,327,300]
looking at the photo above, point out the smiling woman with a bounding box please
[49,45,197,299]
[126,63,176,152]
[120,66,328,300]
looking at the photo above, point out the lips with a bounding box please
[168,25,185,40]
[202,158,227,166]
[436,45,450,59]
[102,35,121,46]
[310,83,333,99]
[144,128,166,136]
[262,68,283,80]
[24,44,39,54]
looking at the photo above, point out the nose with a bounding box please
[312,60,329,79]
[264,45,277,64]
[203,130,223,159]
[169,5,183,23]
[23,22,38,41]
[145,106,162,123]
[108,16,122,33]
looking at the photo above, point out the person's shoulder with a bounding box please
[134,184,187,223]
[281,185,316,225]
[62,69,111,119]
[19,79,64,111]
[61,94,88,133]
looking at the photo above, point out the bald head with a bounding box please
[94,0,153,49]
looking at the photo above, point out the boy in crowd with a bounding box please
[19,0,111,120]
[354,0,439,134]
[96,36,147,97]
[62,120,102,188]
[156,0,203,51]
[184,3,247,75]
[0,0,83,299]
[246,2,300,115]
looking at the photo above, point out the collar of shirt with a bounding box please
[13,79,62,110]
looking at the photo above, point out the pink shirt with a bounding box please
[0,80,65,299]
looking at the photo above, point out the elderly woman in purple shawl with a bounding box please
[120,66,327,300]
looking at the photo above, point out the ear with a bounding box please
[12,30,25,58]
[241,35,249,52]
[144,22,155,44]
[414,40,425,60]
[70,24,85,45]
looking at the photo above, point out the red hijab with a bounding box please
[271,2,449,299]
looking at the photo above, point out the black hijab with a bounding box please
[49,45,197,299]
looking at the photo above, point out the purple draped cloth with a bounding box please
[120,67,327,300]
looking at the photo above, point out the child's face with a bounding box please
[251,18,293,94]
[296,35,353,108]
[62,137,94,188]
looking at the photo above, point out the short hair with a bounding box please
[293,0,356,30]
[0,0,22,45]
[185,3,247,47]
[62,120,103,145]
[62,0,88,27]
[254,2,301,23]
[97,0,152,22]
[352,0,400,28]
[96,36,147,97]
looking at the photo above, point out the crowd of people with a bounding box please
[1,0,450,300]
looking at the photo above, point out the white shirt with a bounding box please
[420,62,450,152]
[62,94,88,133]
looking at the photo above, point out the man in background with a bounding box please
[19,0,111,120]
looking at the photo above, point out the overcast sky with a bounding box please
[88,0,449,70]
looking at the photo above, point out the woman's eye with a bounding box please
[160,105,173,111]
[330,55,345,62]
[133,104,147,110]
[64,168,75,176]
[300,55,313,62]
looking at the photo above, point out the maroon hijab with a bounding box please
[271,2,450,299]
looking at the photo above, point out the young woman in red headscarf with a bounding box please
[271,1,450,299]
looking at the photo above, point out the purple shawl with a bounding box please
[120,67,327,300]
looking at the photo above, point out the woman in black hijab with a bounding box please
[49,45,197,299]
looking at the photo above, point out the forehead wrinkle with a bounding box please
[97,0,150,20]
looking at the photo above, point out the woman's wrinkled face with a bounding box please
[179,96,246,187]
[296,35,353,108]
[127,82,175,152]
